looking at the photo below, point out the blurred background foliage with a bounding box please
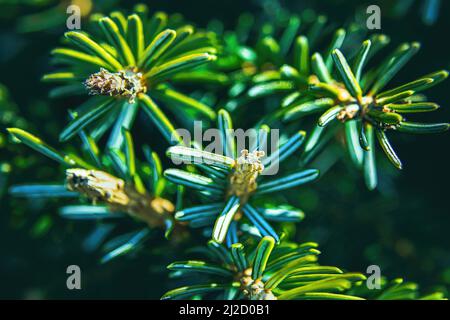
[0,0,449,298]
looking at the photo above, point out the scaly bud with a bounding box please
[84,68,146,103]
[240,268,277,300]
[228,149,265,202]
[66,168,174,228]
